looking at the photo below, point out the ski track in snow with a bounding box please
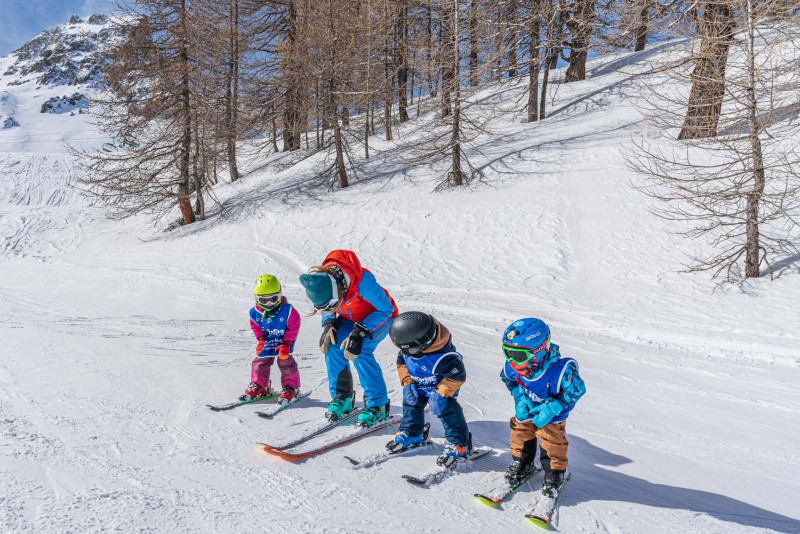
[2,43,800,533]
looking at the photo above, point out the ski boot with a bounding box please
[436,433,472,468]
[505,455,537,485]
[356,401,390,427]
[528,469,568,522]
[239,382,270,402]
[278,387,299,405]
[325,396,354,421]
[541,469,566,499]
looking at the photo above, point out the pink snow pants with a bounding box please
[251,355,300,390]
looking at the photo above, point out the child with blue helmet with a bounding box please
[388,311,471,467]
[500,318,586,498]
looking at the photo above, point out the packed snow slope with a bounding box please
[2,40,799,533]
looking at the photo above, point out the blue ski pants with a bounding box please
[325,319,390,408]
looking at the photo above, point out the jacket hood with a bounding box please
[322,249,364,296]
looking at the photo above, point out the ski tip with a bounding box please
[344,455,360,466]
[526,516,553,529]
[256,411,272,419]
[401,475,428,487]
[257,443,304,462]
[474,495,500,508]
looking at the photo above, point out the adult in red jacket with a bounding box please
[300,250,398,427]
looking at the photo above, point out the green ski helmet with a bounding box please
[253,274,282,310]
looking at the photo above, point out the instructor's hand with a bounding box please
[320,317,339,354]
[340,322,371,361]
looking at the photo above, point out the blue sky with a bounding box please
[0,0,114,56]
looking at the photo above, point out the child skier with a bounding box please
[299,250,398,427]
[242,274,302,405]
[500,318,586,504]
[388,311,471,467]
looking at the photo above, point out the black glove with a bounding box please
[340,322,371,361]
[320,316,340,354]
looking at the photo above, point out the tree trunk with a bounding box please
[398,2,410,122]
[540,5,558,120]
[634,0,650,52]
[226,0,240,182]
[364,99,370,158]
[678,0,734,140]
[441,3,453,117]
[178,0,194,224]
[527,8,541,122]
[469,0,478,86]
[507,0,519,77]
[425,2,438,97]
[564,0,594,83]
[743,0,764,277]
[451,0,464,186]
[283,0,301,151]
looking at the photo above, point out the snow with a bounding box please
[1,36,799,533]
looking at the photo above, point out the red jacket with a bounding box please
[322,250,398,335]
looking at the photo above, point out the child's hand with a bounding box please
[530,398,564,428]
[278,344,290,360]
[256,336,266,355]
[403,383,419,406]
[428,392,447,416]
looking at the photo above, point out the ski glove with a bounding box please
[340,322,371,361]
[403,383,419,407]
[278,344,291,360]
[513,387,535,422]
[428,391,448,417]
[320,316,340,354]
[256,336,266,355]
[530,398,564,428]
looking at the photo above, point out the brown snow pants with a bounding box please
[509,417,569,471]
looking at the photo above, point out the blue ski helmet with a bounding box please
[502,318,551,371]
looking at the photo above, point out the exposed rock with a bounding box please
[2,117,20,129]
[40,93,89,114]
[8,15,131,89]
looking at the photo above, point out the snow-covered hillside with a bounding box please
[1,31,799,534]
[0,14,125,154]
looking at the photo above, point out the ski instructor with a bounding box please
[299,250,398,427]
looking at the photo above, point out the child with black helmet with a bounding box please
[500,318,586,513]
[388,311,471,467]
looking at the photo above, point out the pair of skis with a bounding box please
[206,390,310,416]
[257,409,401,462]
[345,426,494,486]
[206,391,280,411]
[475,468,570,528]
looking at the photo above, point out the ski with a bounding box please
[206,391,279,411]
[254,391,311,419]
[525,471,571,528]
[402,447,493,486]
[345,422,434,468]
[258,415,401,462]
[474,467,542,508]
[256,407,365,452]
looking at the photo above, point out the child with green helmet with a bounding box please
[243,274,302,404]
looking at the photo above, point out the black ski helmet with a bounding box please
[390,311,438,357]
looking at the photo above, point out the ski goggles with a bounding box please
[256,293,281,309]
[502,338,550,365]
